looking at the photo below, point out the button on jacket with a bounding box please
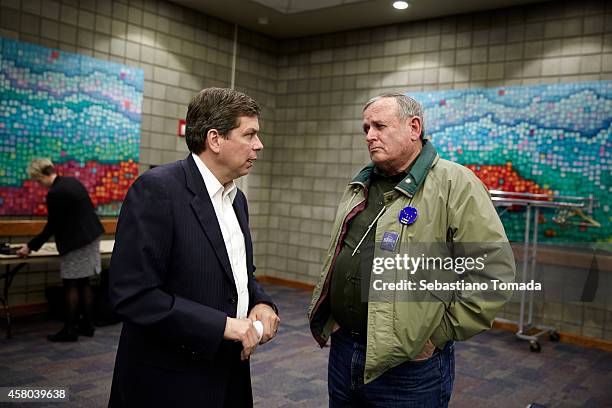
[308,141,516,384]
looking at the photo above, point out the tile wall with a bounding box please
[2,0,611,339]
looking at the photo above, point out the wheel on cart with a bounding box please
[548,331,560,342]
[529,340,541,352]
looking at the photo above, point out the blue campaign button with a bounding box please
[380,231,399,252]
[399,206,418,225]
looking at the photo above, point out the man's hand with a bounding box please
[17,245,30,258]
[224,317,260,361]
[411,339,436,361]
[248,303,280,344]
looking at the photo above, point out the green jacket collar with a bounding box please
[350,141,439,198]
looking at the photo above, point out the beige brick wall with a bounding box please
[0,0,277,171]
[0,0,278,304]
[267,1,612,285]
[2,0,611,339]
[264,0,612,340]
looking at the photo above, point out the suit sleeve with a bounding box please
[248,266,278,315]
[109,172,228,359]
[430,172,516,348]
[28,191,59,251]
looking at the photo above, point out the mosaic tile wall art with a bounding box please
[412,81,611,243]
[0,37,143,216]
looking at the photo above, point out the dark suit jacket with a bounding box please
[28,176,104,255]
[108,155,275,408]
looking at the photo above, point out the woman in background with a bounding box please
[18,158,104,342]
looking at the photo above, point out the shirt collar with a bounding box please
[191,153,237,203]
[396,141,438,197]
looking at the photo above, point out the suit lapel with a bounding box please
[182,155,235,285]
[233,193,253,274]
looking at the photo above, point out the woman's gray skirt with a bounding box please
[60,238,101,280]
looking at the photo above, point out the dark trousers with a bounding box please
[328,329,455,407]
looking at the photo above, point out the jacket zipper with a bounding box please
[310,188,366,346]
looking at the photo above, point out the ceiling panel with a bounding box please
[170,0,551,38]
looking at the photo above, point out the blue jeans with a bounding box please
[328,329,455,407]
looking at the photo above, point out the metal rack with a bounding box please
[489,190,595,352]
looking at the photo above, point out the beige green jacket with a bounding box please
[308,142,516,384]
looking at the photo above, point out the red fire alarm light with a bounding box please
[178,119,186,137]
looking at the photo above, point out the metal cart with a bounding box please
[490,190,595,352]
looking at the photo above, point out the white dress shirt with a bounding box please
[192,153,249,318]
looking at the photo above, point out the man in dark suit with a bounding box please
[108,88,280,407]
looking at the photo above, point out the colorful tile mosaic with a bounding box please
[412,82,611,243]
[0,37,143,216]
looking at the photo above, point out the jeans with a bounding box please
[328,329,455,407]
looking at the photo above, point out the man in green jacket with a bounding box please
[308,93,515,407]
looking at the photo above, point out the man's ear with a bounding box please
[206,129,222,153]
[409,116,422,141]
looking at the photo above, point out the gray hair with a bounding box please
[27,158,56,180]
[363,93,425,139]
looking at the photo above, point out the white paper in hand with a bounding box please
[253,320,264,342]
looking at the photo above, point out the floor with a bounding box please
[1,284,611,407]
